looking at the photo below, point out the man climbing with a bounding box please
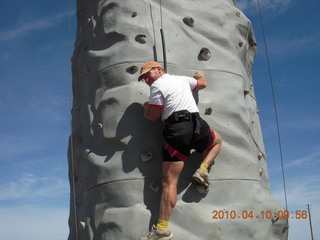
[138,61,222,240]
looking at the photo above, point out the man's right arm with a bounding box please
[143,102,162,121]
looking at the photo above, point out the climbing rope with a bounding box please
[159,0,167,72]
[256,0,288,210]
[67,0,79,239]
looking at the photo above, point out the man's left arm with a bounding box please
[143,102,162,121]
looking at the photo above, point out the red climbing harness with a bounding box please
[163,140,188,162]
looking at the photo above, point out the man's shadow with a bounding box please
[115,103,163,228]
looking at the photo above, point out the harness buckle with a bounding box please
[184,112,190,120]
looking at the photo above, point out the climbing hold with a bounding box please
[140,151,154,162]
[84,179,89,184]
[149,181,159,192]
[87,18,91,22]
[259,168,263,176]
[244,88,250,95]
[79,7,85,13]
[196,184,209,195]
[258,152,263,160]
[131,12,138,18]
[199,47,211,61]
[98,123,103,128]
[183,16,195,27]
[239,42,243,47]
[126,65,138,74]
[135,35,147,44]
[79,221,86,230]
[236,11,241,17]
[205,107,212,115]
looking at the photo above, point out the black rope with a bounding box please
[256,0,288,210]
[159,0,167,72]
[160,29,167,72]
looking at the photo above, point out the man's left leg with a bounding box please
[140,161,184,240]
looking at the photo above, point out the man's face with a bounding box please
[142,67,161,86]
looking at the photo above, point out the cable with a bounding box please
[307,204,314,240]
[256,0,288,211]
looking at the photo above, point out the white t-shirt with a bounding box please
[149,73,199,121]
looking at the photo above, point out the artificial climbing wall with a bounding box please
[68,0,288,239]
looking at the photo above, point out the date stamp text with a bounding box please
[212,210,308,220]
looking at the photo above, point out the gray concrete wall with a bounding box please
[68,0,288,239]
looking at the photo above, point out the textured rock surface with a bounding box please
[68,0,288,239]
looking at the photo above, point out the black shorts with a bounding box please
[162,115,214,162]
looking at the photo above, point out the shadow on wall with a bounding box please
[115,102,209,228]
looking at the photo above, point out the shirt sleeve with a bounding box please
[187,77,198,92]
[149,85,164,108]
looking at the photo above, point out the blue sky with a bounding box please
[0,0,318,239]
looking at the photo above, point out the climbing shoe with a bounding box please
[192,168,210,187]
[140,225,174,240]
